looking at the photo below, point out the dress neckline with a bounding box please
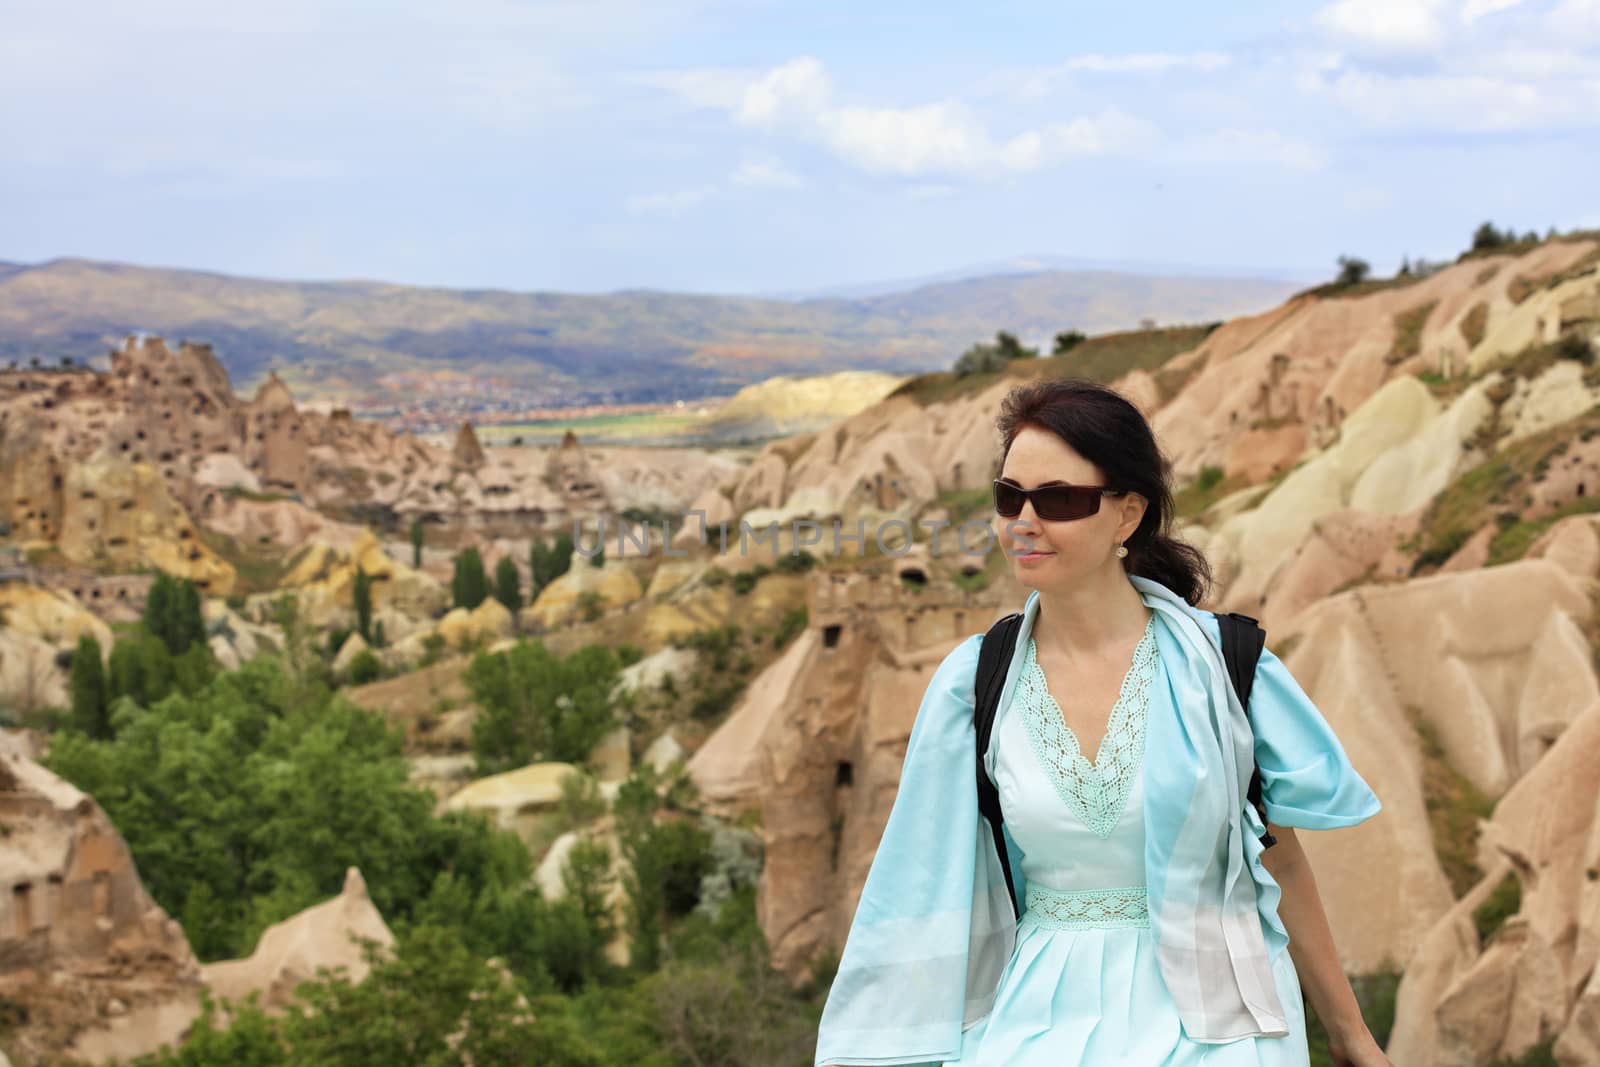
[1017,616,1160,839]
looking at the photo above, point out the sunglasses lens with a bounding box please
[1033,486,1101,521]
[993,480,1024,517]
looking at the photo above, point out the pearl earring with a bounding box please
[1115,544,1128,558]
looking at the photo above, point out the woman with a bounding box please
[815,379,1392,1067]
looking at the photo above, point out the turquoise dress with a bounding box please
[948,618,1310,1065]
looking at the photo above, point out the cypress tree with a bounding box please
[69,634,109,739]
[176,579,204,655]
[451,547,488,610]
[409,517,425,568]
[353,566,373,643]
[143,573,173,649]
[143,572,205,656]
[493,556,523,616]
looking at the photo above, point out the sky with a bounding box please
[3,0,1598,294]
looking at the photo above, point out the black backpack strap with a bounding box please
[1216,611,1276,850]
[975,611,1024,919]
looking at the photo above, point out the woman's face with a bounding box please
[996,426,1147,592]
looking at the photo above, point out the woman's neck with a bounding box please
[1031,565,1151,657]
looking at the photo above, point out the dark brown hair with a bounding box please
[996,377,1212,606]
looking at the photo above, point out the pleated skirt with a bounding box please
[945,911,1311,1066]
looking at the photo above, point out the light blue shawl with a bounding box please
[813,576,1382,1066]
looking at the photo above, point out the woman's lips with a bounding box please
[1016,548,1054,562]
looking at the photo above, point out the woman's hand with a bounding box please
[1328,1027,1395,1067]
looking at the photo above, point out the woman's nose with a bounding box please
[1004,504,1042,543]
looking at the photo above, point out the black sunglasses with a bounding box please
[993,478,1125,522]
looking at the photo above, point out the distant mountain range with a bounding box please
[0,256,1302,406]
[761,253,1324,300]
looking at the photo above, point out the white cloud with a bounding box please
[1064,52,1232,74]
[1317,68,1600,130]
[1303,0,1600,131]
[1315,0,1452,53]
[625,186,718,216]
[730,158,805,189]
[975,52,1233,103]
[1460,0,1534,23]
[678,56,1154,178]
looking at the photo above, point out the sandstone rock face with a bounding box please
[1265,560,1599,986]
[686,566,1016,974]
[702,370,906,436]
[451,422,486,470]
[275,529,446,630]
[0,584,115,715]
[202,867,395,1013]
[1388,705,1600,1066]
[0,629,68,717]
[442,761,581,843]
[0,337,737,589]
[202,600,283,672]
[1207,374,1494,615]
[524,559,645,629]
[0,749,203,1065]
[0,583,113,651]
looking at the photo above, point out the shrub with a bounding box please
[952,330,1038,376]
[773,550,816,574]
[345,649,383,686]
[773,607,808,648]
[557,770,609,831]
[1473,872,1522,943]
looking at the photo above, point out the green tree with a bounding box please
[464,641,626,774]
[452,547,489,610]
[132,926,605,1067]
[47,656,525,961]
[409,517,425,568]
[1335,255,1371,287]
[1052,330,1087,355]
[612,765,713,973]
[952,330,1039,376]
[531,532,575,601]
[107,630,172,708]
[561,838,617,981]
[494,555,523,616]
[69,633,110,739]
[1472,221,1509,251]
[352,566,373,644]
[993,330,1034,361]
[143,572,206,656]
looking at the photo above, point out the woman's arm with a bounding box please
[1261,824,1394,1067]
